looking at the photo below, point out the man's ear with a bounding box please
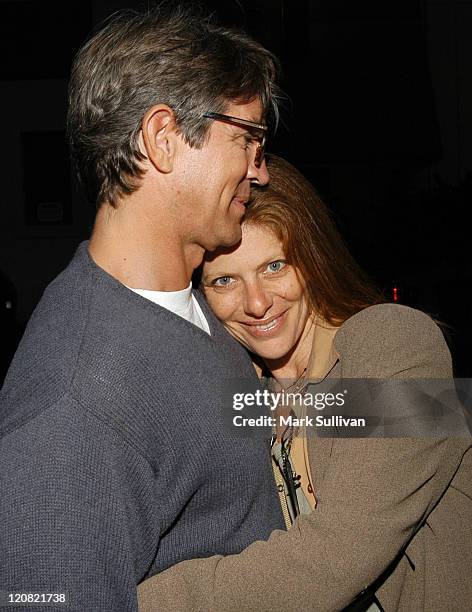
[140,104,178,173]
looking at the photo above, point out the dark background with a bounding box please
[1,0,471,382]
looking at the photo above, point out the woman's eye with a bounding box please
[213,276,234,287]
[266,260,286,273]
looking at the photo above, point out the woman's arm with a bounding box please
[138,305,471,611]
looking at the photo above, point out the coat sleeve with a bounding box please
[137,305,470,612]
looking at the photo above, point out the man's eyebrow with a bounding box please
[241,127,265,141]
[230,129,254,142]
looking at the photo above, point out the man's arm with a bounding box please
[0,395,158,611]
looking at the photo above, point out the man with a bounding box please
[0,7,284,610]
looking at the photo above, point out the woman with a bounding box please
[138,156,472,611]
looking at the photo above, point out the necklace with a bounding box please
[280,314,319,395]
[284,367,308,393]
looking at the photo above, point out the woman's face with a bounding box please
[202,223,312,363]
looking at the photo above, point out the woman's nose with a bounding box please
[243,281,273,318]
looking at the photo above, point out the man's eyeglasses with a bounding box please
[203,111,267,168]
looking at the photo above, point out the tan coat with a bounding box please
[138,304,472,611]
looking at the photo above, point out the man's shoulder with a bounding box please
[0,242,143,423]
[0,244,96,429]
[1,244,254,441]
[3,242,202,391]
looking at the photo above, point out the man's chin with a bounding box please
[205,226,243,253]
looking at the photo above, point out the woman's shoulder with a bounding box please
[333,303,452,378]
[336,303,439,338]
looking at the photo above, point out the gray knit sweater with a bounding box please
[0,243,284,611]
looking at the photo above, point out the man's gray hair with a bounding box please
[67,4,280,207]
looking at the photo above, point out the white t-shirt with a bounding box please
[127,282,211,335]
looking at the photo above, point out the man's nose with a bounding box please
[243,280,273,318]
[247,156,269,186]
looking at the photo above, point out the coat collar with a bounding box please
[306,318,340,382]
[305,319,341,493]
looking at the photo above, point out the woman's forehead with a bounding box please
[203,223,284,272]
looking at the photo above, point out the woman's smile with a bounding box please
[239,310,288,337]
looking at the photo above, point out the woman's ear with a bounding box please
[139,104,178,173]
